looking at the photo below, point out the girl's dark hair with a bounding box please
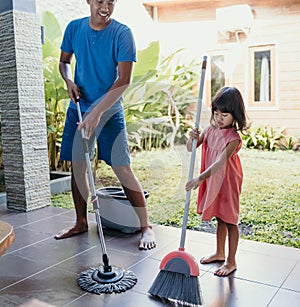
[210,86,250,133]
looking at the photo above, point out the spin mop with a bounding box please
[148,56,207,306]
[76,100,137,294]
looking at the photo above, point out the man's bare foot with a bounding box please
[139,226,156,250]
[54,225,88,240]
[214,262,237,277]
[200,254,225,264]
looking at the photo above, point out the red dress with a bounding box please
[196,126,243,225]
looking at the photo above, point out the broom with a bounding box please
[75,100,137,294]
[148,56,207,306]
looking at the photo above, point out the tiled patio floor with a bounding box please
[0,204,300,307]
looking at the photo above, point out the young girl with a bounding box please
[186,86,249,277]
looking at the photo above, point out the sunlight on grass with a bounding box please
[239,149,300,247]
[51,147,300,248]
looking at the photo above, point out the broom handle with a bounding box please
[76,101,109,260]
[179,56,207,250]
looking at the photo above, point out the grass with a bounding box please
[51,146,300,248]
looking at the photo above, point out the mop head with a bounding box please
[77,265,137,295]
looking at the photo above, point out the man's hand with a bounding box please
[77,111,101,140]
[59,51,80,103]
[66,79,80,104]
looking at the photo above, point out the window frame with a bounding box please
[205,51,230,108]
[248,44,276,108]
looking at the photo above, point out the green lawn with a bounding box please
[51,147,300,248]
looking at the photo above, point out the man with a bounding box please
[55,0,156,250]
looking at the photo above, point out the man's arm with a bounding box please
[59,51,80,103]
[93,61,133,115]
[78,61,133,139]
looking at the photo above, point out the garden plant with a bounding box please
[39,11,299,250]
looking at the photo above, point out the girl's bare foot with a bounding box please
[139,226,156,250]
[54,225,88,240]
[214,262,237,277]
[200,254,225,264]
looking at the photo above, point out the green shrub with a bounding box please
[124,49,201,151]
[241,125,300,151]
[42,11,70,170]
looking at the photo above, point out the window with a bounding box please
[206,54,228,107]
[211,55,225,99]
[249,45,275,107]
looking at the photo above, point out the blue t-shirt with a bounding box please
[61,17,136,113]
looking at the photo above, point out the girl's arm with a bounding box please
[186,128,205,152]
[186,139,240,191]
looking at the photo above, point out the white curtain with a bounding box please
[259,55,270,101]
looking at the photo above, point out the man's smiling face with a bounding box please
[87,0,116,29]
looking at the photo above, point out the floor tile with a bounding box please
[0,295,20,307]
[239,239,300,260]
[0,206,72,228]
[129,257,164,295]
[0,267,84,306]
[268,288,300,307]
[56,244,145,276]
[4,226,50,253]
[0,205,299,307]
[0,254,47,290]
[199,272,278,307]
[229,248,297,287]
[66,289,169,307]
[281,260,300,292]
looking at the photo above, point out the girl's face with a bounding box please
[213,109,234,129]
[87,0,116,29]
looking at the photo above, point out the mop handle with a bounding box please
[179,56,207,250]
[76,100,108,256]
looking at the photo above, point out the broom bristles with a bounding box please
[148,270,203,306]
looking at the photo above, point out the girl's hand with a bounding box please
[185,176,202,191]
[186,127,202,152]
[189,128,200,141]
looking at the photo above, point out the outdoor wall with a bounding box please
[0,1,51,211]
[246,5,300,135]
[143,1,300,136]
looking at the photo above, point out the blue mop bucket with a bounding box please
[96,187,149,233]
